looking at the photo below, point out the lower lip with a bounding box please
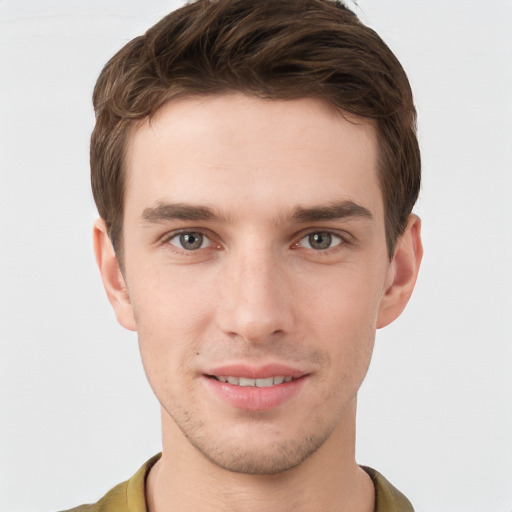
[202,376,307,411]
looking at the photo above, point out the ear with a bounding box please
[377,214,423,329]
[93,219,137,331]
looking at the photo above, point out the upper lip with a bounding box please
[205,363,308,379]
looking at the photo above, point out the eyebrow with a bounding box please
[141,203,224,223]
[291,201,373,223]
[140,200,373,225]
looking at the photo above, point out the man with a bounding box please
[67,0,422,510]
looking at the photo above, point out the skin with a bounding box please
[94,94,422,512]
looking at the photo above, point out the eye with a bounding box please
[297,231,343,250]
[168,232,211,251]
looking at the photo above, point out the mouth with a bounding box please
[203,367,308,411]
[209,375,295,387]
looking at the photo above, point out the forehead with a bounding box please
[124,94,382,222]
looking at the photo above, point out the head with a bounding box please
[92,0,423,476]
[91,0,420,264]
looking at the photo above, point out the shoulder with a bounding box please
[59,479,129,512]
[361,466,414,512]
[59,454,161,512]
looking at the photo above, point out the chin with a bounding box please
[184,425,332,475]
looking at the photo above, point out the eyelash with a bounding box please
[161,228,350,256]
[163,230,218,253]
[294,231,346,251]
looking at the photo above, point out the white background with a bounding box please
[1,1,511,511]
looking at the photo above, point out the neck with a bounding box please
[146,399,374,512]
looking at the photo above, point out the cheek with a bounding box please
[128,269,216,385]
[298,266,382,378]
[300,263,385,331]
[130,261,216,330]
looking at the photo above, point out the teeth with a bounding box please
[256,377,274,387]
[215,376,294,387]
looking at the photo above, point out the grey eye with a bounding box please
[298,232,342,250]
[169,232,208,250]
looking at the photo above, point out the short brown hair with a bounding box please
[91,0,420,259]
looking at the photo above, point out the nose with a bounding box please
[215,246,294,344]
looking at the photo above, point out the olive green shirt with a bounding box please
[61,454,414,512]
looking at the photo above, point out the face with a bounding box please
[103,94,411,475]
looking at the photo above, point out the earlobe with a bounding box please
[377,214,423,329]
[93,219,137,331]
